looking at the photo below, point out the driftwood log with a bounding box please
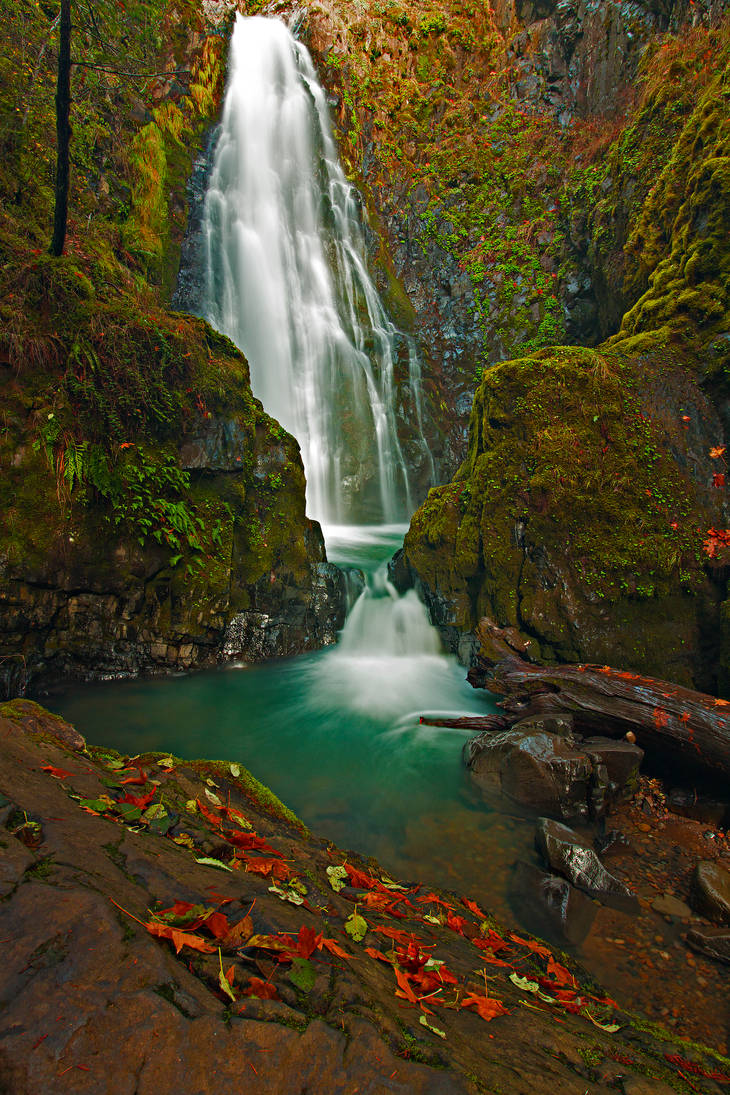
[418,714,509,731]
[464,620,730,781]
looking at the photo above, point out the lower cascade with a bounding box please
[202,14,433,524]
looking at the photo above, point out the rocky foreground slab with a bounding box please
[1,699,729,1095]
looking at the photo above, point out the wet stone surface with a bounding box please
[1,704,729,1092]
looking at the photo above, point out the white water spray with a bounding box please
[203,15,430,524]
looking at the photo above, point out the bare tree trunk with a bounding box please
[50,0,72,257]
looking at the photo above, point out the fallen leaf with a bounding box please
[224,830,280,856]
[394,968,419,1005]
[583,1011,620,1033]
[415,892,453,909]
[374,926,422,947]
[420,1014,447,1038]
[364,946,391,963]
[326,865,348,892]
[218,949,236,1002]
[195,856,233,872]
[462,992,508,1022]
[268,883,304,905]
[344,864,380,890]
[204,911,231,940]
[546,957,576,988]
[462,897,488,920]
[120,788,156,810]
[196,797,223,829]
[223,805,252,830]
[288,957,316,992]
[229,763,241,778]
[509,973,540,993]
[320,937,352,960]
[143,802,168,820]
[42,765,72,779]
[119,768,148,786]
[243,976,279,1000]
[220,916,253,952]
[446,911,467,935]
[240,856,290,880]
[345,910,368,943]
[145,921,216,955]
[78,797,109,813]
[380,875,407,891]
[295,926,322,960]
[509,933,551,959]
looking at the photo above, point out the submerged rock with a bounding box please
[510,860,597,946]
[535,817,639,912]
[651,893,692,920]
[691,860,730,924]
[685,926,730,966]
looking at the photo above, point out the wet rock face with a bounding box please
[0,400,347,692]
[510,860,597,945]
[535,817,639,911]
[223,562,347,660]
[463,726,643,822]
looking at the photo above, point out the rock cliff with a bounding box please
[0,0,345,693]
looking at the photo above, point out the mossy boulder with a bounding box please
[403,346,723,687]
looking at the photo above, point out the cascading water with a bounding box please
[202,14,431,524]
[201,16,448,689]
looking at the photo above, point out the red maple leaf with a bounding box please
[144,921,216,955]
[42,765,72,779]
[462,992,509,1022]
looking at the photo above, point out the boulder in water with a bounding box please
[535,817,639,912]
[464,722,643,821]
[509,860,597,945]
[464,728,593,821]
[685,926,730,965]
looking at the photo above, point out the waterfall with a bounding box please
[202,14,430,524]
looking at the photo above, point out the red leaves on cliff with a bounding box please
[42,765,72,779]
[461,992,509,1023]
[243,976,280,1000]
[703,528,730,557]
[240,855,291,880]
[119,787,157,809]
[509,933,552,959]
[144,921,217,954]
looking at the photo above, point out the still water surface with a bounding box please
[52,526,534,923]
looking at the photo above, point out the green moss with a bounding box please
[404,346,714,678]
[187,759,309,835]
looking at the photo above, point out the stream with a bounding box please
[52,524,535,928]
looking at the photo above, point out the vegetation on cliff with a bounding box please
[301,0,730,686]
[404,346,721,684]
[0,0,335,688]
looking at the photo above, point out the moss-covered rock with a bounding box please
[403,346,724,687]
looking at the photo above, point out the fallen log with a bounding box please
[418,714,509,731]
[474,656,730,781]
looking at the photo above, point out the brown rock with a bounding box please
[691,860,730,924]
